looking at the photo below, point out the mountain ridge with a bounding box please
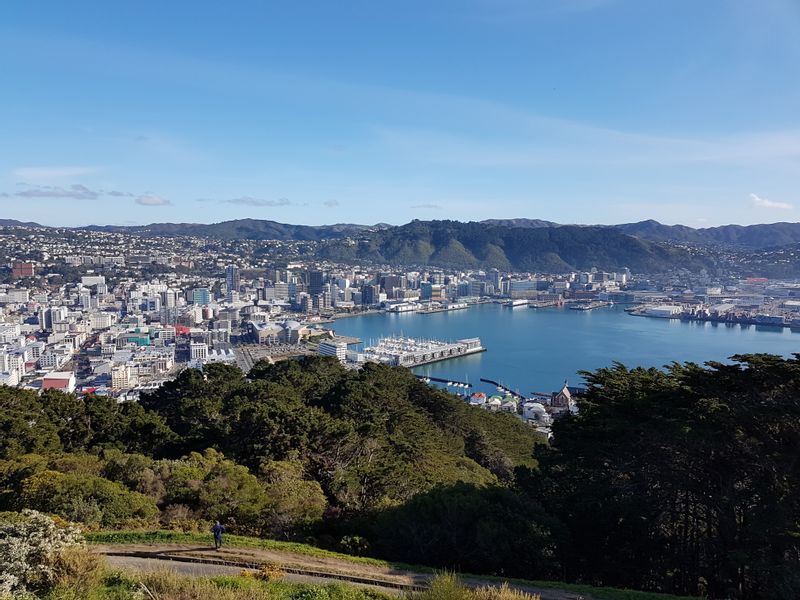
[4,215,799,249]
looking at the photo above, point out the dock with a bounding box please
[479,377,525,400]
[414,374,472,389]
[417,302,469,315]
[569,301,612,311]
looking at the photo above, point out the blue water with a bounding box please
[331,304,799,396]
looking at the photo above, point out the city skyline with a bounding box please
[1,0,799,227]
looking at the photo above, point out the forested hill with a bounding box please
[317,219,707,272]
[613,219,800,248]
[82,219,388,241]
[1,354,799,598]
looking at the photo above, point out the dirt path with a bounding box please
[95,543,594,600]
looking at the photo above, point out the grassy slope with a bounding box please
[88,531,700,600]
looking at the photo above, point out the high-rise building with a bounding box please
[192,287,211,305]
[308,270,324,296]
[161,289,177,308]
[362,284,380,305]
[226,265,241,294]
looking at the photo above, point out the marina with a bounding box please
[331,303,800,395]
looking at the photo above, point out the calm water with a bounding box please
[331,304,800,396]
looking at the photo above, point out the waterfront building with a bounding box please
[644,305,683,318]
[319,340,348,362]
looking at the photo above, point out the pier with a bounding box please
[569,301,612,311]
[479,377,525,400]
[355,335,485,367]
[414,374,472,389]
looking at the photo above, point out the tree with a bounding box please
[369,483,558,578]
[18,470,159,527]
[533,355,800,600]
[259,460,327,538]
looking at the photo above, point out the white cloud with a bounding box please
[223,197,291,207]
[135,194,171,206]
[750,193,792,210]
[12,166,99,180]
[15,183,99,200]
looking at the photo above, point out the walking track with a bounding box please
[96,544,594,600]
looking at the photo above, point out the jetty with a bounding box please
[414,374,472,389]
[479,377,525,400]
[417,302,469,314]
[569,301,612,311]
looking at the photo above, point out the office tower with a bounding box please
[308,270,324,296]
[226,265,241,294]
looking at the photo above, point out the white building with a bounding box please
[190,342,209,360]
[644,305,683,318]
[319,340,348,362]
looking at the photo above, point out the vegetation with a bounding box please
[0,512,392,599]
[0,510,104,598]
[0,357,541,535]
[317,220,710,272]
[2,354,799,599]
[84,219,382,241]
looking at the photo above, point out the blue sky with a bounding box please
[1,0,798,227]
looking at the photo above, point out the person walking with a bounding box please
[211,521,225,549]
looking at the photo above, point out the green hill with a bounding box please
[318,220,707,272]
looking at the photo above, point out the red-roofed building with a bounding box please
[42,371,76,393]
[12,261,35,278]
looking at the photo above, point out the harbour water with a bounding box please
[331,303,799,396]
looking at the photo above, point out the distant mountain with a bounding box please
[83,218,388,241]
[479,218,560,229]
[318,219,707,272]
[612,219,800,248]
[0,218,44,228]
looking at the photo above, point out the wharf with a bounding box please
[356,336,485,368]
[479,378,525,400]
[414,374,472,389]
[569,301,612,311]
[529,300,561,309]
[417,303,469,315]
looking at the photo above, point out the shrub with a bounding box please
[338,535,371,557]
[254,563,286,582]
[19,471,159,527]
[50,545,105,596]
[0,509,87,597]
[411,576,541,600]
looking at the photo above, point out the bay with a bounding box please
[330,304,800,396]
